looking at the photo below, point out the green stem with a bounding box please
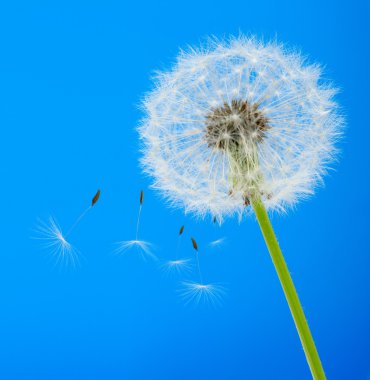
[251,196,326,380]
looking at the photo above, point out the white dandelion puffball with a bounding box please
[139,36,343,221]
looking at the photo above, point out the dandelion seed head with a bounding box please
[139,35,344,221]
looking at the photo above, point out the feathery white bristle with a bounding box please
[162,258,193,276]
[34,217,80,268]
[179,281,226,306]
[115,240,156,261]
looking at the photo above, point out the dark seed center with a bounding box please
[205,99,270,150]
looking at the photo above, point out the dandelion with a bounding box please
[115,190,156,260]
[163,224,192,275]
[139,37,342,220]
[179,237,226,306]
[34,189,101,268]
[139,36,343,378]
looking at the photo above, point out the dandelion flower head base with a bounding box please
[205,99,270,202]
[205,99,270,150]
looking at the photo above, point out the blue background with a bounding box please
[0,1,369,379]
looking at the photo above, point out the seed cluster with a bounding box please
[204,99,270,150]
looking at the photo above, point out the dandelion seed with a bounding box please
[34,217,80,268]
[92,189,101,206]
[35,189,101,268]
[177,236,226,306]
[191,237,198,252]
[115,190,156,260]
[163,224,191,275]
[140,190,144,205]
[174,225,185,255]
[65,188,101,237]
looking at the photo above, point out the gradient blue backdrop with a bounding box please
[0,1,369,379]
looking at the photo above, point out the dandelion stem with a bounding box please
[251,196,326,380]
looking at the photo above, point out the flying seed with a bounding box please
[179,225,185,235]
[191,238,198,251]
[92,189,101,206]
[140,190,144,205]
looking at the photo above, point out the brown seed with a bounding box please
[191,238,198,251]
[91,189,101,206]
[205,99,270,150]
[213,216,217,223]
[179,225,185,235]
[140,190,144,205]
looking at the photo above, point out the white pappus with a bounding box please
[139,35,343,222]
